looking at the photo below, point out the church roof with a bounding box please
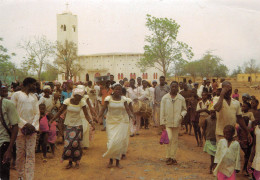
[78,52,143,57]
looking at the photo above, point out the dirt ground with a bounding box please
[10,81,260,180]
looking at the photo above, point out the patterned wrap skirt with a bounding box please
[62,125,83,162]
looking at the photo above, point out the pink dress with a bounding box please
[48,121,57,144]
[39,116,49,132]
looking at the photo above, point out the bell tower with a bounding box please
[57,3,78,47]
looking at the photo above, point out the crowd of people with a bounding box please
[0,74,259,180]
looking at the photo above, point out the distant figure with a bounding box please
[232,89,239,101]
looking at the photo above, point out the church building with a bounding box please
[57,7,162,83]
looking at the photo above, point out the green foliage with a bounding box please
[40,63,58,81]
[54,40,83,80]
[230,66,242,77]
[183,51,229,79]
[138,14,193,77]
[0,38,17,83]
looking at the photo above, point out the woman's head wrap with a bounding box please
[73,88,85,97]
[112,83,122,89]
[43,85,51,90]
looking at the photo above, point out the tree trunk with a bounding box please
[37,71,41,81]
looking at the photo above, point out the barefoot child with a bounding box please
[189,89,201,146]
[196,91,210,145]
[239,102,255,176]
[47,113,56,157]
[214,125,241,179]
[202,106,217,174]
[39,104,49,162]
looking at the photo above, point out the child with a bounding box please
[238,102,255,175]
[202,106,217,174]
[189,88,201,146]
[47,113,56,157]
[248,119,260,180]
[196,91,210,145]
[38,104,49,162]
[232,89,239,101]
[214,125,241,179]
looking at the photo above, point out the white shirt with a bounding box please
[149,87,155,104]
[127,87,143,101]
[214,139,240,177]
[39,95,54,113]
[11,91,40,131]
[94,85,101,101]
[196,100,210,117]
[160,93,187,128]
[138,88,150,101]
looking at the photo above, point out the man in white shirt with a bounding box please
[213,81,252,143]
[94,81,101,114]
[160,81,187,165]
[11,77,40,180]
[127,79,143,136]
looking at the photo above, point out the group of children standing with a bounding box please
[191,86,260,180]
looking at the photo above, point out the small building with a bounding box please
[237,73,260,82]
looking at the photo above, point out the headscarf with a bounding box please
[242,93,251,100]
[73,88,85,97]
[77,85,85,92]
[112,83,122,88]
[43,85,51,90]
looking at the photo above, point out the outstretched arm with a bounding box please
[82,106,94,129]
[98,101,108,122]
[124,102,134,119]
[50,104,67,123]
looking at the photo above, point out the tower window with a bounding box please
[60,25,64,31]
[64,25,66,31]
[72,25,76,32]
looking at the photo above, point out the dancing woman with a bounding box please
[50,88,94,169]
[99,84,134,168]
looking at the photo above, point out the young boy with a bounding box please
[238,102,255,175]
[232,89,239,101]
[196,91,210,145]
[214,125,241,179]
[202,106,217,174]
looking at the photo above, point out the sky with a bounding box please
[0,0,260,71]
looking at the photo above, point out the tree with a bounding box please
[182,51,228,80]
[0,37,17,83]
[138,14,193,77]
[230,66,242,77]
[244,59,260,82]
[19,36,55,80]
[183,60,201,81]
[54,40,83,80]
[213,64,229,78]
